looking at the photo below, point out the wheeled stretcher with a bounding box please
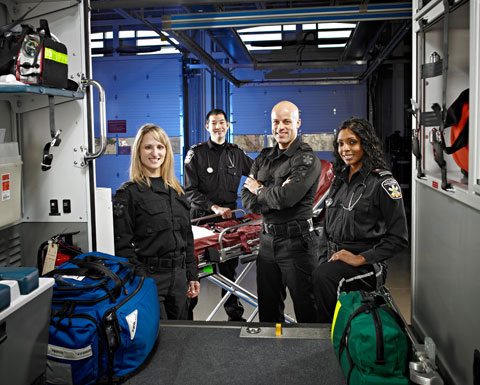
[191,159,334,322]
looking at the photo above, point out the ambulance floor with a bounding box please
[124,321,345,385]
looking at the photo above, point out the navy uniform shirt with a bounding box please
[241,137,321,224]
[184,139,253,212]
[322,165,408,265]
[113,177,198,282]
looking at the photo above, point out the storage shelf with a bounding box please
[0,84,84,113]
[0,84,83,99]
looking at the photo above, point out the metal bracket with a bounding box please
[73,145,88,168]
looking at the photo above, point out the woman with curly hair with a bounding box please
[113,123,200,319]
[313,117,408,322]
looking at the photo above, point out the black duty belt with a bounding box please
[144,254,186,273]
[263,218,313,237]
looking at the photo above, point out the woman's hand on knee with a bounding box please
[328,249,366,267]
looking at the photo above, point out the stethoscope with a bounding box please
[206,148,235,174]
[325,172,370,211]
[342,180,368,211]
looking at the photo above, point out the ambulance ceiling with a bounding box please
[89,0,412,86]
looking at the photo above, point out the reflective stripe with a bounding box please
[336,269,376,300]
[44,47,68,64]
[331,301,342,340]
[48,344,92,361]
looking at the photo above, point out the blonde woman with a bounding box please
[113,124,200,320]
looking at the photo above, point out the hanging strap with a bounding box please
[408,99,426,179]
[41,96,62,171]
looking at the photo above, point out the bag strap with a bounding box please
[77,261,123,299]
[81,253,142,280]
[60,260,123,300]
[338,294,391,383]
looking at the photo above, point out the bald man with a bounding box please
[241,101,321,322]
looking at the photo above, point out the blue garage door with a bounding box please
[92,56,183,194]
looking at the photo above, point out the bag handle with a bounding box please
[75,261,123,299]
[58,260,123,300]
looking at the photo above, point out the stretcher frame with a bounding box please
[192,209,276,322]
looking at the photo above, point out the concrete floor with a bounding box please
[193,248,412,323]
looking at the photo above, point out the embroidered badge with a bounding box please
[302,154,314,166]
[381,178,402,199]
[113,203,125,217]
[185,149,194,164]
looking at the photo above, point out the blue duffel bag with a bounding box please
[46,252,160,385]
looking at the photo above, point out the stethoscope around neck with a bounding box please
[341,172,370,211]
[326,171,370,211]
[206,147,235,174]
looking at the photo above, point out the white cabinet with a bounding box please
[412,1,480,384]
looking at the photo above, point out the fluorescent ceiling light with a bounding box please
[158,47,180,54]
[238,25,282,33]
[283,25,297,31]
[245,44,282,51]
[137,30,159,37]
[318,43,347,48]
[90,32,103,40]
[119,31,135,38]
[137,38,163,46]
[303,24,317,30]
[240,33,282,42]
[318,22,356,30]
[137,50,162,55]
[90,41,104,48]
[142,40,171,46]
[105,32,113,39]
[318,30,352,39]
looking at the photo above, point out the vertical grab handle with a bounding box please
[81,78,107,162]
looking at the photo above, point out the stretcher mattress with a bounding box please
[193,214,262,266]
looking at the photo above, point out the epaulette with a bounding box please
[189,142,204,150]
[117,181,134,192]
[299,142,314,151]
[372,169,393,178]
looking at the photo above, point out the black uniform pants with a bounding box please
[312,261,376,323]
[256,230,317,323]
[148,266,188,320]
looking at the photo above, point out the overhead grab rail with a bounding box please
[81,78,107,163]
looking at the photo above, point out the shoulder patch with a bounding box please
[113,202,125,217]
[381,178,402,199]
[302,153,315,166]
[185,149,195,164]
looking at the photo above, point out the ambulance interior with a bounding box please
[0,0,479,384]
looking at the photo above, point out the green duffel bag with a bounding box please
[331,291,409,385]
